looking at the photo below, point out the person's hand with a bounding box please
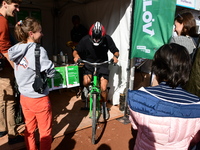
[66,41,75,49]
[74,57,80,63]
[112,56,118,64]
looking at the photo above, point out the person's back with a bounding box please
[128,87,200,150]
[128,43,200,150]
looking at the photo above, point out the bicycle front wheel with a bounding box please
[91,93,99,144]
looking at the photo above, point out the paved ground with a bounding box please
[0,70,148,150]
[3,116,136,150]
[51,117,136,150]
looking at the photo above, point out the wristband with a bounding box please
[114,55,119,59]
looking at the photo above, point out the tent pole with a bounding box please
[117,0,135,124]
[117,57,136,124]
[125,57,135,114]
[125,58,136,115]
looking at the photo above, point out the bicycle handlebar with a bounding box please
[77,59,115,66]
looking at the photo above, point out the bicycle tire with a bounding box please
[92,93,98,144]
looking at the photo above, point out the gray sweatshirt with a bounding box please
[170,35,196,54]
[8,42,55,98]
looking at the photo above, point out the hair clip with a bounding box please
[17,20,23,26]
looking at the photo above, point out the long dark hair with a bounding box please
[175,12,198,37]
[152,43,191,88]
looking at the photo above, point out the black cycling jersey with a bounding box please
[75,34,119,62]
[75,34,119,80]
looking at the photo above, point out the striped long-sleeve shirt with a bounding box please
[145,82,199,103]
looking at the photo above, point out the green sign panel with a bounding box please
[131,0,176,59]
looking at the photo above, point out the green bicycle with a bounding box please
[78,59,113,144]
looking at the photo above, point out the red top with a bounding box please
[0,13,11,53]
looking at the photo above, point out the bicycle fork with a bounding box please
[89,76,101,118]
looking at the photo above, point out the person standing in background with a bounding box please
[0,0,24,145]
[70,15,88,48]
[152,12,199,87]
[67,15,88,99]
[170,12,200,99]
[170,12,199,56]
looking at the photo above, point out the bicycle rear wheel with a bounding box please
[91,93,100,144]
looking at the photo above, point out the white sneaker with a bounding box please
[81,87,88,101]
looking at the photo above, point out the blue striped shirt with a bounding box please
[145,82,200,103]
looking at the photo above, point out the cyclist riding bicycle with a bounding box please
[73,21,119,119]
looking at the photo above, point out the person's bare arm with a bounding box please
[2,52,14,68]
[112,52,119,63]
[73,50,81,63]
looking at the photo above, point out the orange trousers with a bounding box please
[20,95,52,150]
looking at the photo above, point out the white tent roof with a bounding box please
[18,0,200,105]
[19,0,132,105]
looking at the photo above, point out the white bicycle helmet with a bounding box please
[89,21,106,46]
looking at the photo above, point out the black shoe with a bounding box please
[8,135,24,145]
[101,104,110,120]
[0,131,8,137]
[81,92,86,101]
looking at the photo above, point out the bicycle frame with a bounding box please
[79,60,111,117]
[89,65,101,118]
[78,59,112,144]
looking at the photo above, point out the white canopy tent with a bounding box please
[17,0,200,106]
[20,0,132,105]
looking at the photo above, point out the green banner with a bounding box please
[131,0,176,59]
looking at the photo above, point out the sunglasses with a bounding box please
[176,14,183,19]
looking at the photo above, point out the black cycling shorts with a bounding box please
[83,64,109,81]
